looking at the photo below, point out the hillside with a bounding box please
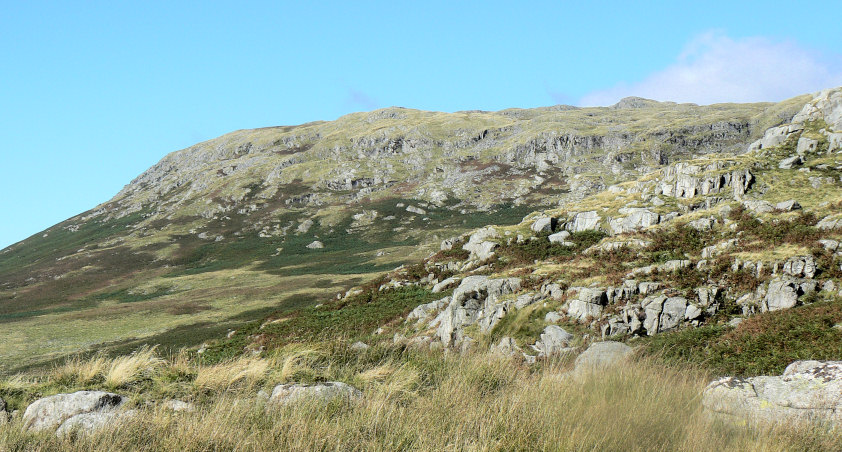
[0,95,809,370]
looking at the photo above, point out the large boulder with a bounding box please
[268,382,362,406]
[573,341,633,373]
[763,278,802,312]
[23,391,125,433]
[567,211,601,232]
[531,216,556,233]
[703,361,842,426]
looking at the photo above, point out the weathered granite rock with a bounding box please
[548,231,571,243]
[796,137,819,155]
[778,155,802,169]
[782,255,817,279]
[432,277,460,293]
[435,276,521,346]
[55,410,138,437]
[775,200,802,211]
[531,216,556,233]
[23,391,124,432]
[567,211,601,232]
[533,325,574,356]
[763,278,801,312]
[609,208,660,234]
[462,227,500,261]
[268,382,362,406]
[743,200,774,214]
[703,361,842,426]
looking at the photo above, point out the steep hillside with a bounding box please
[205,87,842,376]
[0,93,810,370]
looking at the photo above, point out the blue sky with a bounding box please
[2,1,841,249]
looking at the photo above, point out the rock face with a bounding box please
[268,382,362,406]
[703,361,842,426]
[655,162,753,199]
[23,391,125,433]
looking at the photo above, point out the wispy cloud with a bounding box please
[579,31,842,106]
[346,87,379,110]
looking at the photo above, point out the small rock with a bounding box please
[544,311,563,323]
[268,382,362,407]
[350,341,370,351]
[775,200,802,211]
[548,231,571,243]
[778,155,803,169]
[162,400,195,413]
[727,317,744,328]
[534,325,574,356]
[305,240,324,249]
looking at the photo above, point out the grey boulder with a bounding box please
[23,391,125,433]
[573,341,633,373]
[533,325,574,356]
[703,361,842,426]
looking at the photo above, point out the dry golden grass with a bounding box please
[1,347,841,451]
[104,346,165,389]
[194,356,269,392]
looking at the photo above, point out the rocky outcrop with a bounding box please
[268,382,362,406]
[703,361,842,426]
[434,276,521,347]
[23,391,126,434]
[655,162,753,200]
[462,227,500,261]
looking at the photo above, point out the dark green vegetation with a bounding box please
[644,294,842,377]
[200,286,447,363]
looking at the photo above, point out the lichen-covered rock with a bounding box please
[703,361,842,426]
[23,391,124,432]
[268,382,362,406]
[54,409,137,437]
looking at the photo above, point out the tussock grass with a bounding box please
[104,346,165,389]
[194,356,269,392]
[2,345,841,450]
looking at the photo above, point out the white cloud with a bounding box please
[579,32,842,106]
